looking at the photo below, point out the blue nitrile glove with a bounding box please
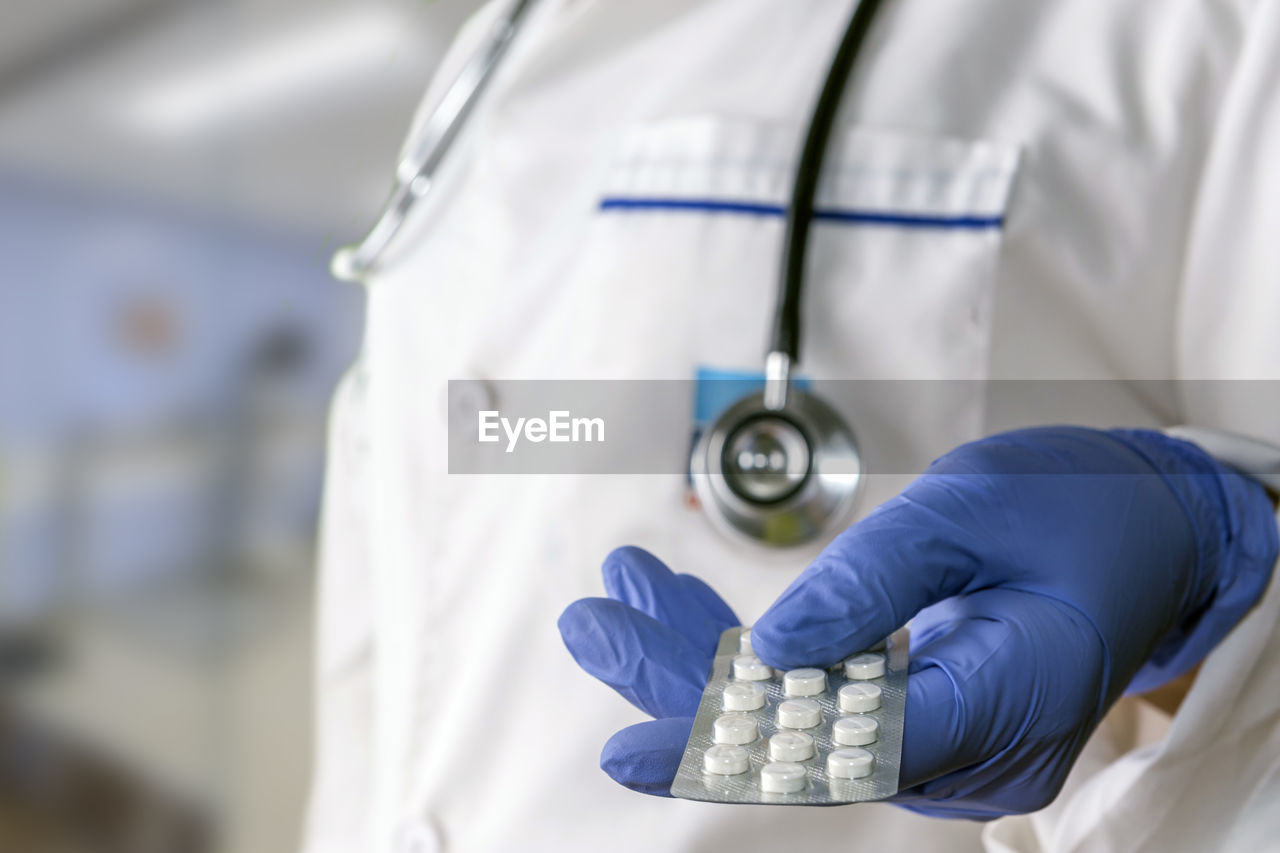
[558,427,1277,816]
[558,546,740,796]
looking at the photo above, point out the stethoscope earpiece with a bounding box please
[690,388,862,548]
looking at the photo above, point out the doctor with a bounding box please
[303,1,1280,851]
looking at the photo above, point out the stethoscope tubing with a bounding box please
[332,0,539,282]
[335,0,888,547]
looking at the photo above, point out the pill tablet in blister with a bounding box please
[738,629,753,655]
[713,714,759,745]
[827,747,875,780]
[776,698,822,730]
[722,681,766,712]
[769,731,815,762]
[783,668,826,697]
[703,745,750,776]
[671,625,911,806]
[733,655,772,681]
[838,682,882,713]
[832,714,879,746]
[844,652,886,680]
[760,762,807,794]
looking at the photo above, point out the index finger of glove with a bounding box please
[602,546,738,652]
[558,597,709,719]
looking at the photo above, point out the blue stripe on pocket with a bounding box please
[598,197,1003,230]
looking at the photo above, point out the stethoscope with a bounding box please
[333,0,888,548]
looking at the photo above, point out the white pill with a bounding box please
[738,629,754,655]
[832,714,879,746]
[733,655,772,681]
[760,762,808,794]
[769,731,815,762]
[776,698,822,730]
[827,747,875,780]
[722,681,766,712]
[703,744,750,776]
[843,652,886,680]
[838,682,882,713]
[783,668,827,697]
[713,713,759,745]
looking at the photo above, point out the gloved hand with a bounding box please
[557,546,739,795]
[558,427,1277,817]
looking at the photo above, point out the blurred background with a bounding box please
[0,0,481,849]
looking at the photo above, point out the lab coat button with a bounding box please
[445,376,497,434]
[396,819,443,853]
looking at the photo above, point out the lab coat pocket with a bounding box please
[557,116,1020,387]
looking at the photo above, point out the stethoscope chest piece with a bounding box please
[690,389,862,548]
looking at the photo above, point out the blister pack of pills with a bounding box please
[671,625,908,805]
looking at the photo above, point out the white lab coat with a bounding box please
[302,0,1280,850]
